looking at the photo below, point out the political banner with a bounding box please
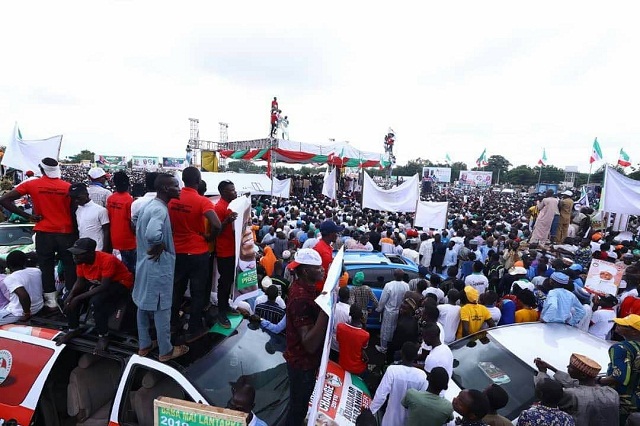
[584,258,627,296]
[95,155,127,170]
[459,170,493,187]
[423,167,452,183]
[229,195,260,304]
[132,156,160,170]
[154,397,246,426]
[311,361,372,426]
[162,157,186,169]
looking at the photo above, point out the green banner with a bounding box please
[155,397,245,426]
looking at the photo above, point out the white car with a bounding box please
[444,322,612,421]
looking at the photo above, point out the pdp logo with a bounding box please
[0,349,12,385]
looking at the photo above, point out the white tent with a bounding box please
[196,172,291,198]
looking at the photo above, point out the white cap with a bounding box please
[282,250,291,259]
[288,248,322,268]
[261,276,273,288]
[562,190,573,197]
[88,167,107,179]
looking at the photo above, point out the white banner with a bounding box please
[601,166,640,215]
[414,201,449,230]
[272,177,291,199]
[362,172,419,212]
[3,123,62,173]
[321,167,337,200]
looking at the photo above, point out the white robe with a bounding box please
[377,280,410,346]
[370,365,427,426]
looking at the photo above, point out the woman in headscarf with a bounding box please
[349,271,378,323]
[259,246,277,277]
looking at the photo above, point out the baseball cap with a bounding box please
[68,238,97,255]
[287,248,322,269]
[614,314,640,331]
[319,220,344,235]
[88,167,107,180]
[68,182,88,196]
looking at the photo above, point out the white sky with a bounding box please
[1,1,639,173]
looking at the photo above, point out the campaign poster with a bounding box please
[162,157,186,169]
[95,155,127,170]
[132,156,159,170]
[584,258,627,296]
[459,171,493,187]
[423,167,452,183]
[311,361,372,425]
[229,195,260,303]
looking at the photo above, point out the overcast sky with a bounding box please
[1,1,639,173]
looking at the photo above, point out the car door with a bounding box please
[0,326,66,426]
[110,355,207,426]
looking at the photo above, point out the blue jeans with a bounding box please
[137,307,172,356]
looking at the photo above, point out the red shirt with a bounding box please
[169,187,215,254]
[213,197,235,257]
[106,191,136,251]
[284,281,322,370]
[16,176,72,233]
[336,322,369,374]
[76,251,134,289]
[313,238,333,292]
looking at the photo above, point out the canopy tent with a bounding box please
[218,138,391,168]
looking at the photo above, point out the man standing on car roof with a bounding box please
[169,167,221,342]
[283,249,328,426]
[213,179,238,329]
[0,157,76,310]
[375,268,410,354]
[56,238,133,353]
[132,173,189,362]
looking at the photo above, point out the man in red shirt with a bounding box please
[213,180,238,328]
[106,171,136,273]
[313,220,344,292]
[284,249,328,426]
[337,304,370,376]
[0,157,76,310]
[56,238,134,352]
[169,167,221,341]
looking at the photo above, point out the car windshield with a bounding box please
[0,226,33,246]
[183,322,288,425]
[450,330,536,420]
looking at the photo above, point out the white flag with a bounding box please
[362,172,419,212]
[3,123,62,173]
[321,167,337,200]
[415,201,449,230]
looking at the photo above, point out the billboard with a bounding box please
[459,170,493,187]
[162,157,186,169]
[95,155,127,170]
[131,156,159,170]
[422,167,452,183]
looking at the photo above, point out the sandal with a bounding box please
[138,340,158,357]
[159,345,189,362]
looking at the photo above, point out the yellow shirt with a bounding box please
[457,303,492,338]
[515,308,540,323]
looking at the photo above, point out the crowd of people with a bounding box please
[2,156,640,425]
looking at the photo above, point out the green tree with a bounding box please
[534,165,565,184]
[503,165,537,186]
[484,155,512,184]
[67,149,95,163]
[226,160,263,173]
[394,158,430,176]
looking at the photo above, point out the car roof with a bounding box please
[0,222,35,228]
[342,251,418,270]
[487,322,612,373]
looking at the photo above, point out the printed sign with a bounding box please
[95,155,127,170]
[423,167,452,183]
[459,171,493,187]
[230,195,260,304]
[162,157,186,169]
[311,361,371,425]
[132,156,160,170]
[154,397,246,426]
[584,259,627,296]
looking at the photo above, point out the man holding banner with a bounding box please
[284,249,329,426]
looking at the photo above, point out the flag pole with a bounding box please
[537,164,543,187]
[586,162,592,186]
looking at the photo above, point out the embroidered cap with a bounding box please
[569,353,601,378]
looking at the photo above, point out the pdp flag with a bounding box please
[618,148,631,167]
[590,138,603,164]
